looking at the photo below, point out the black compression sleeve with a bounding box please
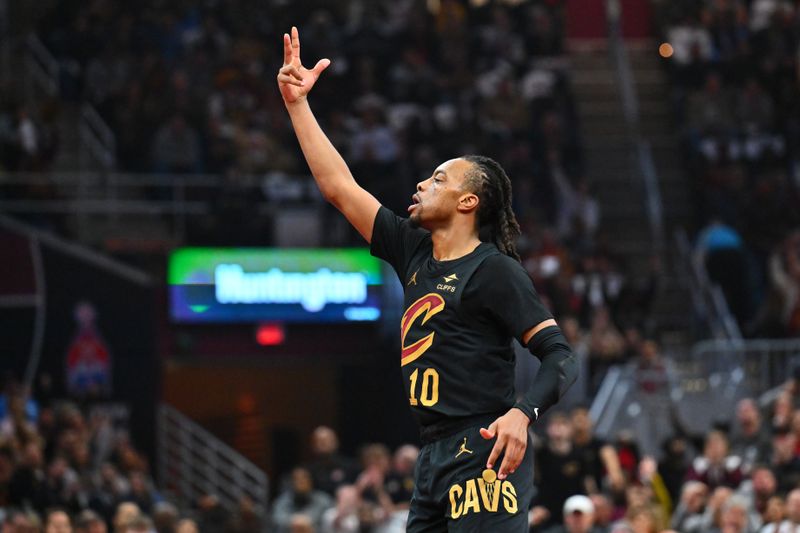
[513,326,578,422]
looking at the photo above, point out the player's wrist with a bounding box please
[511,405,535,425]
[284,95,310,109]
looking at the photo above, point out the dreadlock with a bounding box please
[461,155,521,262]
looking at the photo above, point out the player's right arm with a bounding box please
[277,27,380,243]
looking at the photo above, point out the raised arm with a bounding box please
[277,26,381,243]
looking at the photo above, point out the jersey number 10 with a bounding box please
[409,368,439,407]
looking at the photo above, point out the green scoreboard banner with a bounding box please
[169,248,383,323]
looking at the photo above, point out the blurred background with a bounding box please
[0,0,799,532]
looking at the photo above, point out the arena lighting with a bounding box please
[659,43,674,58]
[256,323,285,346]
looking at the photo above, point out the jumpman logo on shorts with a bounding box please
[455,437,473,458]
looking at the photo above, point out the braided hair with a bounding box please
[461,155,521,262]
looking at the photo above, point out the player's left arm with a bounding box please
[479,258,578,480]
[481,320,578,479]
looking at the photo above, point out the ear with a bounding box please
[457,192,479,214]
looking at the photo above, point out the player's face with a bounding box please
[408,158,475,229]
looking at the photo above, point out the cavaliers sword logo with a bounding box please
[400,292,445,366]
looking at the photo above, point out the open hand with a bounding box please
[479,408,531,480]
[276,26,330,105]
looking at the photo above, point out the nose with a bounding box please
[416,180,424,192]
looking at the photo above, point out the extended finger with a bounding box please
[312,58,331,77]
[486,435,505,470]
[498,442,523,479]
[283,33,292,65]
[280,65,304,81]
[291,26,300,60]
[277,74,303,87]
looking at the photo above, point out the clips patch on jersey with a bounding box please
[436,273,459,293]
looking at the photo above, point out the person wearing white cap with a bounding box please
[538,495,601,533]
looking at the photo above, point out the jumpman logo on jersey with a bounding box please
[407,270,418,286]
[455,437,473,458]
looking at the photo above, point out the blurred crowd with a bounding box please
[16,0,591,244]
[651,0,800,337]
[0,377,255,533]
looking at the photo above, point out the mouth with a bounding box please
[408,194,421,213]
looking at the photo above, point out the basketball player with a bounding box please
[277,27,577,532]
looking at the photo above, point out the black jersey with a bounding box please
[370,207,552,429]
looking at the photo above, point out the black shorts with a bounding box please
[407,415,535,532]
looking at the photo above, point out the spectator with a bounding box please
[714,494,757,533]
[587,307,626,391]
[543,494,601,533]
[589,493,614,532]
[735,79,776,161]
[321,485,361,533]
[610,505,660,533]
[196,494,229,533]
[45,509,73,533]
[695,218,750,324]
[762,488,800,533]
[532,413,590,530]
[124,516,155,533]
[759,232,800,336]
[670,480,709,533]
[730,399,771,470]
[288,514,315,533]
[658,436,692,505]
[9,440,47,510]
[225,496,262,533]
[760,495,786,532]
[151,502,179,533]
[125,472,157,515]
[570,406,625,494]
[3,509,43,533]
[686,430,745,490]
[113,502,141,533]
[686,74,735,161]
[173,520,198,533]
[737,466,777,522]
[17,108,39,170]
[353,443,394,527]
[769,429,800,493]
[151,115,202,174]
[305,426,358,497]
[272,467,333,533]
[384,444,418,509]
[74,510,107,533]
[667,15,714,69]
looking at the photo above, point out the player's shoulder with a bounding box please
[478,250,526,275]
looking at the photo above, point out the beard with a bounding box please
[408,212,422,228]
